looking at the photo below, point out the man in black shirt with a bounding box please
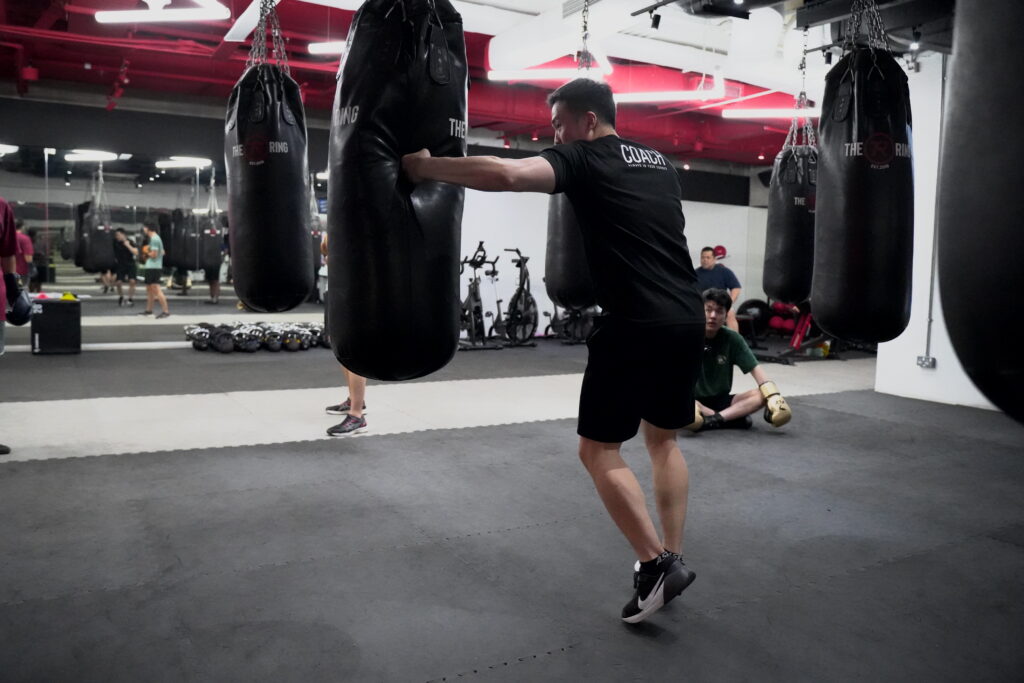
[112,228,138,307]
[695,246,742,331]
[403,78,703,624]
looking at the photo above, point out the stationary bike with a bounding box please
[496,247,539,346]
[543,303,597,345]
[459,241,503,351]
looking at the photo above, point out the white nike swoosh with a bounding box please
[636,574,665,609]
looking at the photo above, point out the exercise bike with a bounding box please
[488,247,538,347]
[543,302,598,345]
[459,241,503,351]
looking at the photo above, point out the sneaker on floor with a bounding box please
[0,444,10,455]
[138,310,153,316]
[621,552,695,624]
[155,312,170,319]
[723,415,753,430]
[696,413,726,432]
[118,295,124,306]
[327,414,367,436]
[325,399,367,415]
[204,299,219,305]
[126,299,135,307]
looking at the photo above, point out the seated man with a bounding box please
[692,288,792,431]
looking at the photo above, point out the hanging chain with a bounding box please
[783,29,817,150]
[246,0,290,73]
[843,0,891,54]
[577,0,593,72]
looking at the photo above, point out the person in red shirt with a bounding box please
[1,197,21,456]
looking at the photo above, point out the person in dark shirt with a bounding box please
[695,246,742,331]
[692,288,791,431]
[112,228,139,307]
[403,78,703,624]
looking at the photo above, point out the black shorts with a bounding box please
[115,264,137,282]
[204,267,220,283]
[143,268,163,285]
[578,317,704,443]
[697,394,735,413]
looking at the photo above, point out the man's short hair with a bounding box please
[142,222,157,233]
[702,288,733,313]
[114,227,125,235]
[547,78,616,128]
[15,219,24,231]
[701,246,714,255]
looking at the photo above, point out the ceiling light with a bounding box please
[308,41,345,55]
[65,149,118,162]
[64,181,71,187]
[192,208,210,215]
[683,163,691,170]
[531,131,539,142]
[757,153,766,160]
[137,182,143,188]
[614,78,725,104]
[156,156,211,168]
[118,154,133,160]
[910,28,922,51]
[225,0,283,41]
[0,144,18,155]
[734,0,744,4]
[722,108,821,119]
[96,0,229,24]
[316,171,329,180]
[650,12,661,30]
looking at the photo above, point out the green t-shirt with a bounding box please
[695,327,759,399]
[144,233,164,269]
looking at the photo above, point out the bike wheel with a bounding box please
[507,291,538,343]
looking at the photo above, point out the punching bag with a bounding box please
[224,3,312,313]
[938,1,1024,424]
[166,208,186,269]
[764,117,816,305]
[813,42,913,343]
[328,0,467,381]
[545,193,597,309]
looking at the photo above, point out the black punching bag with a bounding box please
[764,144,816,304]
[545,193,596,309]
[328,0,467,381]
[938,1,1024,424]
[813,47,913,342]
[224,7,312,313]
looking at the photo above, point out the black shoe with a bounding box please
[723,415,753,430]
[118,295,124,306]
[0,444,10,455]
[156,312,170,319]
[325,399,367,415]
[139,310,153,316]
[621,552,695,624]
[697,413,726,431]
[126,299,135,307]
[204,299,218,305]
[327,414,367,436]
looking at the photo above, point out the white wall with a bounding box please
[873,53,995,410]
[460,190,769,324]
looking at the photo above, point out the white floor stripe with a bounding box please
[0,359,876,463]
[75,312,325,327]
[4,341,193,353]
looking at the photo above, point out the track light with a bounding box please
[650,11,661,30]
[910,28,922,51]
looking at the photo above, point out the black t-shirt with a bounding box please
[113,238,136,268]
[695,263,741,292]
[540,136,703,326]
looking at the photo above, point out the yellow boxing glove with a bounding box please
[759,381,792,427]
[684,402,704,432]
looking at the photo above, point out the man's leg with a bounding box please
[145,283,156,312]
[641,421,688,555]
[578,436,664,562]
[209,280,220,303]
[344,367,366,419]
[719,389,763,421]
[127,278,136,302]
[155,285,169,314]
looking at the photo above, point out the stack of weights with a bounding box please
[184,322,330,353]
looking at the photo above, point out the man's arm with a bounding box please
[1,255,14,274]
[750,364,769,386]
[729,287,741,302]
[402,149,556,193]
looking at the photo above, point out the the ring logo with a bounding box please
[844,133,910,169]
[231,136,291,166]
[338,106,359,125]
[449,117,467,139]
[620,144,667,169]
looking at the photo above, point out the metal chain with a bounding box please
[246,0,289,74]
[784,29,816,149]
[843,0,891,54]
[578,0,593,72]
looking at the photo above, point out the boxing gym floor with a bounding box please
[1,281,1022,682]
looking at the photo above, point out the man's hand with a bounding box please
[402,148,432,184]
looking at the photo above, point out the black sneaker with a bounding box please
[325,399,367,415]
[327,414,367,436]
[138,310,153,316]
[156,312,170,319]
[697,413,726,431]
[118,295,124,306]
[723,415,753,430]
[621,552,695,624]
